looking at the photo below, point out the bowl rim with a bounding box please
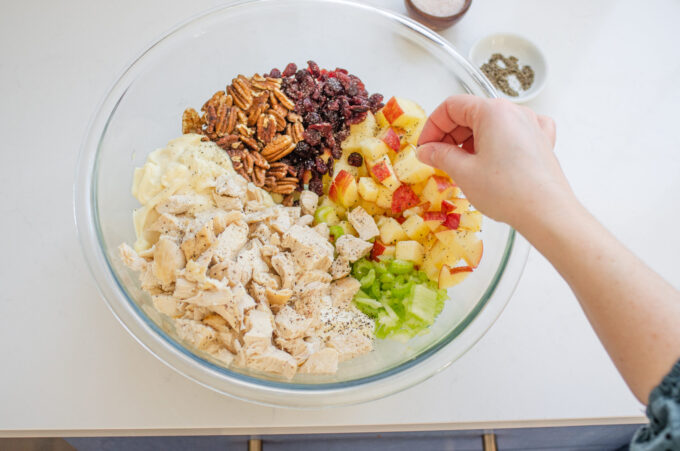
[74,0,529,408]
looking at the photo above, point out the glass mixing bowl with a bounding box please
[74,0,529,408]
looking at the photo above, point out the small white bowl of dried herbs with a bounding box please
[470,33,547,103]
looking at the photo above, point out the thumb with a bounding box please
[417,142,472,180]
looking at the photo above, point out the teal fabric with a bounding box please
[631,360,680,450]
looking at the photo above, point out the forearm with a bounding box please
[517,195,680,403]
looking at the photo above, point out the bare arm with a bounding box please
[417,95,680,403]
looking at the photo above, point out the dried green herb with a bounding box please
[481,53,534,97]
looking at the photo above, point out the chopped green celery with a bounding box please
[379,272,395,285]
[406,284,441,323]
[314,205,338,225]
[359,269,376,289]
[352,259,373,278]
[354,294,381,309]
[369,282,382,299]
[392,279,413,298]
[373,261,388,275]
[329,224,344,239]
[351,258,450,342]
[388,259,414,274]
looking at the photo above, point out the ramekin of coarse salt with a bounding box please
[404,0,472,30]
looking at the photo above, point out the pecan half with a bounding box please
[261,135,295,162]
[257,114,276,144]
[216,134,240,150]
[182,108,203,134]
[273,88,295,110]
[241,136,260,151]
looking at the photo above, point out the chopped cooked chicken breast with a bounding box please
[119,135,373,378]
[299,190,319,216]
[347,206,380,241]
[299,347,339,374]
[335,235,373,263]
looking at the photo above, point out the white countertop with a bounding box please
[2,0,678,436]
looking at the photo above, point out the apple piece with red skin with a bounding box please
[371,161,389,181]
[438,264,473,289]
[443,212,461,230]
[370,241,387,262]
[380,128,401,152]
[422,175,457,210]
[463,238,483,268]
[328,169,359,208]
[382,97,404,124]
[423,211,446,231]
[396,215,407,224]
[369,156,400,191]
[391,185,420,214]
[441,200,456,214]
[382,96,427,129]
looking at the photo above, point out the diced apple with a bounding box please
[428,235,464,268]
[411,179,428,195]
[393,144,435,184]
[357,176,380,202]
[370,241,386,261]
[403,202,429,218]
[458,232,483,268]
[438,264,473,289]
[382,245,396,259]
[422,233,437,250]
[438,230,483,268]
[459,210,482,232]
[333,155,360,179]
[401,215,430,241]
[358,198,386,216]
[341,112,377,152]
[328,169,359,208]
[451,198,470,212]
[441,200,455,214]
[423,211,446,231]
[379,128,401,152]
[374,109,389,129]
[379,217,408,245]
[369,156,400,191]
[402,119,426,146]
[422,175,456,211]
[391,184,420,214]
[375,185,393,209]
[382,96,427,130]
[360,137,390,162]
[395,240,424,265]
[443,212,461,230]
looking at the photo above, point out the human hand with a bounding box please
[417,95,574,230]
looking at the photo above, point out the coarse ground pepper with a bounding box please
[480,53,535,97]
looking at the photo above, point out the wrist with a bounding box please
[511,188,585,240]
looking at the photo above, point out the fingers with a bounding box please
[537,114,556,148]
[417,142,472,179]
[418,94,486,145]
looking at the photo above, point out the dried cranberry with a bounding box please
[307,60,321,78]
[303,129,322,146]
[331,145,342,160]
[268,68,281,78]
[295,140,311,154]
[305,112,322,124]
[324,78,343,95]
[347,152,363,167]
[308,177,323,196]
[314,157,328,174]
[282,63,298,77]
